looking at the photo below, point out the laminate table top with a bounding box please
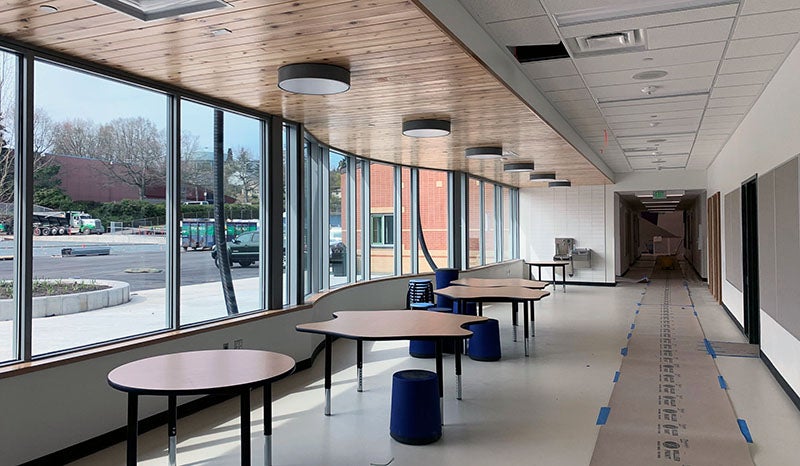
[296,310,487,340]
[450,277,548,289]
[434,285,550,302]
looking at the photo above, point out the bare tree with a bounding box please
[53,118,101,157]
[180,130,213,201]
[227,147,259,203]
[94,117,166,200]
[33,109,58,156]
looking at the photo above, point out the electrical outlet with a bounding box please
[234,339,243,349]
[222,342,229,349]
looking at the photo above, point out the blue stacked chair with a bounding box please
[467,318,502,361]
[390,370,442,445]
[406,279,434,309]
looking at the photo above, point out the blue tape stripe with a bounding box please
[693,311,698,317]
[630,323,635,330]
[596,407,611,425]
[627,332,632,340]
[718,375,728,389]
[621,347,628,356]
[704,339,717,359]
[635,309,640,315]
[737,419,753,443]
[613,371,620,382]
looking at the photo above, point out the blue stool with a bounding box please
[435,268,459,308]
[467,319,501,361]
[409,303,436,358]
[453,301,477,316]
[390,370,442,445]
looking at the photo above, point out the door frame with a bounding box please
[741,176,760,345]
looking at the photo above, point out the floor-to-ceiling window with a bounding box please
[329,150,349,287]
[180,101,262,325]
[401,167,413,274]
[502,187,513,261]
[468,176,482,267]
[418,168,450,272]
[484,182,497,263]
[0,49,18,362]
[369,162,395,278]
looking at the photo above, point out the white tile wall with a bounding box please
[520,185,609,283]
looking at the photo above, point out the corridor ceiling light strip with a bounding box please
[278,63,351,95]
[554,0,739,27]
[402,119,451,138]
[465,146,503,159]
[93,0,230,21]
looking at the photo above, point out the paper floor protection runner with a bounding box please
[590,271,753,466]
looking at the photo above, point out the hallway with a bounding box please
[72,264,800,465]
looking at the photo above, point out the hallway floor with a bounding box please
[71,264,800,465]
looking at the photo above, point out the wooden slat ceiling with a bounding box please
[0,0,611,186]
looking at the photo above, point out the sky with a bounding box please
[34,60,262,156]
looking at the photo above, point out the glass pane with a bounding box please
[303,141,311,296]
[31,60,168,354]
[400,167,412,274]
[484,183,496,263]
[468,177,482,267]
[282,125,289,304]
[369,162,394,279]
[0,50,18,362]
[503,188,512,261]
[355,161,364,281]
[180,101,262,326]
[417,169,449,273]
[329,151,348,287]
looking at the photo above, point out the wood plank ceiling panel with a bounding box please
[0,0,610,186]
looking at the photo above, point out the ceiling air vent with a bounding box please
[566,29,645,57]
[509,42,570,63]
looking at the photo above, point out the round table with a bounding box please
[108,349,295,466]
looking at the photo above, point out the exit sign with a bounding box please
[652,190,666,199]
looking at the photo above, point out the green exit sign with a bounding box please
[652,190,666,200]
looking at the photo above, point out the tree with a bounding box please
[226,147,259,204]
[180,130,214,202]
[53,118,101,157]
[93,117,166,200]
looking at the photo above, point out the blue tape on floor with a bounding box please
[737,419,753,443]
[704,339,717,358]
[635,309,639,315]
[694,311,698,317]
[613,371,620,383]
[627,332,632,339]
[596,407,611,425]
[630,323,635,329]
[621,347,628,356]
[718,375,728,389]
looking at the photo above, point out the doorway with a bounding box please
[741,176,760,345]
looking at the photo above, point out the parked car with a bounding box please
[211,230,259,268]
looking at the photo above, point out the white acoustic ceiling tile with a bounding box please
[533,75,585,91]
[458,0,545,23]
[733,9,800,39]
[628,155,688,170]
[719,54,785,73]
[697,128,732,136]
[725,34,799,59]
[648,18,734,50]
[708,96,756,108]
[582,61,719,87]
[710,84,762,98]
[610,121,701,133]
[555,99,601,113]
[521,58,579,78]
[590,77,714,100]
[715,70,772,86]
[556,4,738,38]
[546,88,594,102]
[604,109,703,123]
[569,115,608,125]
[600,98,708,116]
[574,42,726,74]
[485,15,560,46]
[702,114,742,125]
[614,125,700,138]
[740,0,800,15]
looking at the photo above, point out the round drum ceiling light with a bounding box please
[503,162,535,172]
[402,119,451,138]
[529,173,556,181]
[278,63,351,95]
[632,70,668,80]
[549,180,571,187]
[465,146,503,159]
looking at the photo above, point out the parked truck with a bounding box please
[33,211,105,236]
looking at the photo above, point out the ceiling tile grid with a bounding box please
[458,0,800,175]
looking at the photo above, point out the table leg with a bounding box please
[530,300,536,336]
[455,338,463,400]
[562,265,567,292]
[528,264,533,281]
[478,302,483,317]
[325,335,332,416]
[523,301,530,357]
[356,339,363,392]
[436,339,444,425]
[512,302,518,342]
[263,384,272,466]
[168,395,177,466]
[126,393,138,466]
[241,389,251,466]
[550,266,556,290]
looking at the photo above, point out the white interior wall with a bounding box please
[0,262,519,465]
[519,186,610,283]
[707,39,800,398]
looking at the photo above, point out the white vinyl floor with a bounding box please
[71,265,800,465]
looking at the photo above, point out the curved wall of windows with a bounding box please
[0,43,519,363]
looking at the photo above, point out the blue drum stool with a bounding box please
[390,370,442,445]
[409,303,436,358]
[453,301,477,316]
[467,319,501,361]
